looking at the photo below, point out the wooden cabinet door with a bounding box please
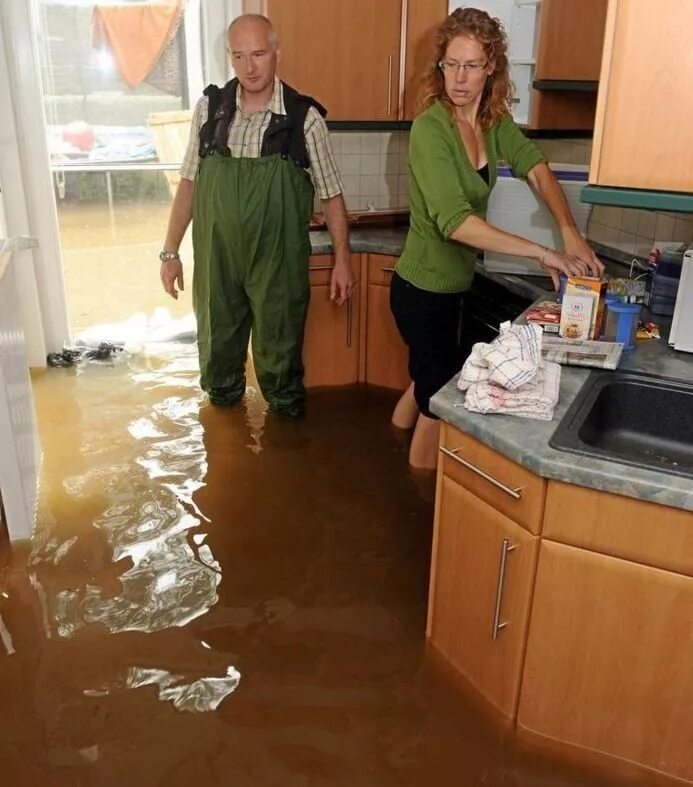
[428,476,539,719]
[303,255,359,387]
[518,541,693,782]
[267,0,402,120]
[534,0,608,81]
[590,0,693,191]
[365,281,409,391]
[402,0,447,119]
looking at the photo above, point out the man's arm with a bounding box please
[160,177,195,300]
[321,193,353,305]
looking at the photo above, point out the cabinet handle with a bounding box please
[346,295,353,348]
[387,55,393,116]
[310,265,335,272]
[439,446,523,500]
[382,266,396,273]
[492,539,516,640]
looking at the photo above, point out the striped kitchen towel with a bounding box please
[457,321,561,420]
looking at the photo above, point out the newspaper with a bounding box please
[541,336,623,370]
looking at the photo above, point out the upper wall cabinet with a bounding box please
[247,0,447,121]
[402,0,449,120]
[266,0,403,121]
[534,0,608,81]
[588,0,693,193]
[530,0,608,130]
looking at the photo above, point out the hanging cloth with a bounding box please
[92,1,185,89]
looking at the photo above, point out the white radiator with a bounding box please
[0,238,41,541]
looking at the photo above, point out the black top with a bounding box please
[477,163,489,184]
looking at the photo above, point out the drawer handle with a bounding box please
[382,266,396,273]
[386,54,393,116]
[310,265,335,272]
[346,295,353,347]
[492,538,516,640]
[439,446,523,500]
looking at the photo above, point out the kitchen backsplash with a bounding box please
[326,131,693,255]
[325,132,409,212]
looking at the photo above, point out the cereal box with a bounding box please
[560,293,594,341]
[564,277,607,339]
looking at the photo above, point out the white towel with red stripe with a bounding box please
[457,321,561,420]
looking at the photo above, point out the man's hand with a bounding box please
[330,259,355,306]
[562,228,605,278]
[160,259,184,299]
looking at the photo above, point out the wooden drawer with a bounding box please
[544,481,693,578]
[440,424,546,534]
[308,253,360,287]
[367,253,399,286]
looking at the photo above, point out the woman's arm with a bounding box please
[450,215,589,290]
[527,161,604,276]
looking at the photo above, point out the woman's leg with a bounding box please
[391,382,419,430]
[409,413,440,470]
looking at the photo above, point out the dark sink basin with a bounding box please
[550,371,693,478]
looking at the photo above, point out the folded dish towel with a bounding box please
[457,321,561,420]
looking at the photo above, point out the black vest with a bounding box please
[198,78,327,170]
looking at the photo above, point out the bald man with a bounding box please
[160,14,351,417]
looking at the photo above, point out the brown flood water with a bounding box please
[0,342,627,786]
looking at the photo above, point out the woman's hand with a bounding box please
[539,248,590,290]
[562,228,605,278]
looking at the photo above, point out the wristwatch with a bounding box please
[159,250,180,262]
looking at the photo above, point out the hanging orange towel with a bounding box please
[92,1,185,89]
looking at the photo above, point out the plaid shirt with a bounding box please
[179,79,343,200]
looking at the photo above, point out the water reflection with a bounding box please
[25,342,239,706]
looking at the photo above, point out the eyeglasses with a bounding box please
[438,60,488,74]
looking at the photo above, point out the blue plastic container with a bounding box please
[606,302,641,349]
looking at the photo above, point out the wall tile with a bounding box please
[620,209,640,234]
[359,153,381,175]
[655,212,676,240]
[636,210,657,240]
[674,217,692,241]
[340,174,360,197]
[340,134,360,155]
[359,134,381,155]
[616,231,637,254]
[338,153,361,176]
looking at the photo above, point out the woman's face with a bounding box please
[441,35,493,110]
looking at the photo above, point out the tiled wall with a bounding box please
[588,206,693,256]
[326,131,409,212]
[326,131,693,255]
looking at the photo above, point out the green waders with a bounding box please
[192,152,314,416]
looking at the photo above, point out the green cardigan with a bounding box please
[396,101,546,293]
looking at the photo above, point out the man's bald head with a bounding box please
[227,14,278,51]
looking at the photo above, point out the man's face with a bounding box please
[228,19,279,95]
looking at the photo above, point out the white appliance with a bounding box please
[484,164,592,275]
[669,248,693,353]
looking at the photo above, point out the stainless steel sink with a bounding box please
[550,371,693,478]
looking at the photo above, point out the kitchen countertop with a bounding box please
[311,227,553,302]
[431,325,693,512]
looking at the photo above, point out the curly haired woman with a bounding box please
[390,7,604,470]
